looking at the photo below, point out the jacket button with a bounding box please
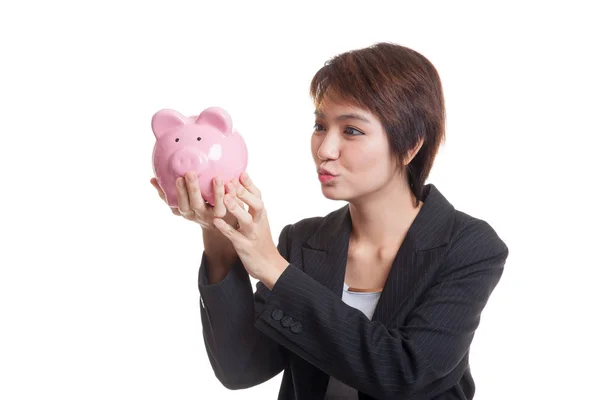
[271,309,283,321]
[290,322,302,334]
[281,316,294,327]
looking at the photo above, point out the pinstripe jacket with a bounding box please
[198,183,509,399]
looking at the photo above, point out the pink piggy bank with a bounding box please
[151,107,248,207]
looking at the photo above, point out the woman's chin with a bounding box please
[321,186,348,201]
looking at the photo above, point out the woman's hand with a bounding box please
[150,172,243,231]
[212,172,289,287]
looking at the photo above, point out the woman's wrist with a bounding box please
[202,227,237,264]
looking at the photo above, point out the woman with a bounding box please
[151,42,509,400]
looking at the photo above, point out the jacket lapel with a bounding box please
[299,184,456,326]
[301,202,353,299]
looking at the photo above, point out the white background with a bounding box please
[1,1,598,399]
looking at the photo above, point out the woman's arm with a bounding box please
[201,226,239,284]
[198,225,292,389]
[253,220,508,399]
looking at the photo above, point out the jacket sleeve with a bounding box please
[253,220,508,399]
[198,225,293,389]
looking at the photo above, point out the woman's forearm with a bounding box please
[202,227,240,284]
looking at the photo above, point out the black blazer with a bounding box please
[198,183,509,399]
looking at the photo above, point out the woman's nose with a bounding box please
[317,135,340,161]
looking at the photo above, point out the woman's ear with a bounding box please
[403,137,424,166]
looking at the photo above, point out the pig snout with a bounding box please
[170,148,210,177]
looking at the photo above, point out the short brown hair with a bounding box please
[310,42,446,206]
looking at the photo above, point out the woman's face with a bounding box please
[311,96,401,203]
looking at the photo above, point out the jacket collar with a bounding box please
[300,183,456,325]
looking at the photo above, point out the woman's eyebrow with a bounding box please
[314,110,371,124]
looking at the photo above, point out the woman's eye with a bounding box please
[313,123,363,136]
[344,127,364,136]
[313,123,325,132]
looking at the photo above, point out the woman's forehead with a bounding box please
[316,95,369,114]
[315,97,376,123]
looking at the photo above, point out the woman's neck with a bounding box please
[348,182,423,250]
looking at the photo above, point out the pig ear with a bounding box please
[195,107,233,136]
[151,109,187,139]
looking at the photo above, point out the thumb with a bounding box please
[213,217,240,240]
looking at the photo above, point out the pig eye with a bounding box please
[175,138,179,142]
[197,137,202,141]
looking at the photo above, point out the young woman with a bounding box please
[151,42,509,400]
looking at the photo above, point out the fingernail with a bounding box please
[186,172,195,181]
[215,177,222,186]
[242,171,249,182]
[177,178,184,187]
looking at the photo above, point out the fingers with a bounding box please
[159,172,251,225]
[151,178,185,217]
[234,197,246,210]
[185,172,208,216]
[240,171,261,199]
[176,176,195,219]
[227,175,264,219]
[211,177,227,218]
[223,193,253,230]
[213,217,243,240]
[150,177,167,203]
[224,182,247,209]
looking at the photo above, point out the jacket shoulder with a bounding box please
[281,206,345,245]
[447,210,509,261]
[287,216,323,239]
